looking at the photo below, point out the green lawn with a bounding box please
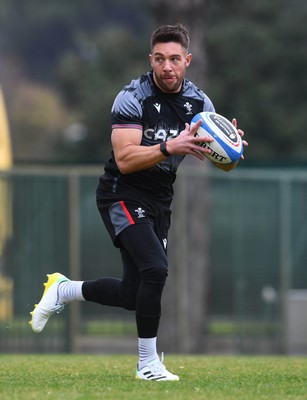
[0,355,306,400]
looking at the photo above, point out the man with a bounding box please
[30,24,247,381]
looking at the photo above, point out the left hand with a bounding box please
[232,118,248,160]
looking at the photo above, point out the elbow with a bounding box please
[119,167,131,175]
[116,159,133,175]
[117,163,129,175]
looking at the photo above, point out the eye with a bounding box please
[155,57,164,64]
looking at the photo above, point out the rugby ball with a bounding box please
[191,112,243,164]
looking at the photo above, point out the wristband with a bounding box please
[160,142,171,157]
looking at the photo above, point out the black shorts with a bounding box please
[96,194,172,248]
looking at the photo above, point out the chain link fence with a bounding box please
[0,165,306,354]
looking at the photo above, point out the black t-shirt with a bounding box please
[99,71,215,203]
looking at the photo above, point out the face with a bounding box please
[149,42,192,93]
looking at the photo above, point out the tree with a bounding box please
[56,26,148,163]
[2,0,307,164]
[204,0,307,164]
[0,0,149,163]
[148,0,211,354]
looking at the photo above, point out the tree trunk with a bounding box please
[148,0,211,354]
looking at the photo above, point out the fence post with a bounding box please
[174,171,190,351]
[279,177,292,354]
[159,164,210,353]
[67,170,81,353]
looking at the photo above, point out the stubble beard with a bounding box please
[153,73,183,94]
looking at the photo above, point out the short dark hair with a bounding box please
[150,24,190,51]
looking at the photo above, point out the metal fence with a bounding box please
[0,165,306,354]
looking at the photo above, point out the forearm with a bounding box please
[115,143,167,174]
[111,121,212,174]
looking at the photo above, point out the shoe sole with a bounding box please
[135,375,180,381]
[135,371,179,381]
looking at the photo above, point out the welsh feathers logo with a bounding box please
[135,207,145,218]
[184,102,193,115]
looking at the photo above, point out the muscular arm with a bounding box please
[112,120,212,174]
[111,128,167,174]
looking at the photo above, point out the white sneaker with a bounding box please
[136,353,179,381]
[29,272,69,333]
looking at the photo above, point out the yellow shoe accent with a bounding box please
[42,273,64,298]
[29,272,68,333]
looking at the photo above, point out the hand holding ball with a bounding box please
[191,112,243,164]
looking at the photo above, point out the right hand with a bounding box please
[166,120,213,160]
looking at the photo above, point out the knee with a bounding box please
[123,298,136,311]
[120,289,137,311]
[142,263,168,285]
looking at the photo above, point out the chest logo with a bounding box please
[184,101,193,115]
[153,103,161,113]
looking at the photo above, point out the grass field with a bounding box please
[1,355,306,400]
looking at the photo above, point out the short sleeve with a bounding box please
[111,89,143,130]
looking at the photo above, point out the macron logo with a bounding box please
[153,103,161,113]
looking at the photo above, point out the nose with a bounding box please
[163,59,172,71]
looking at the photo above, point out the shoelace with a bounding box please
[150,353,166,375]
[37,303,64,317]
[55,304,65,314]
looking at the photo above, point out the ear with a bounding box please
[149,54,153,67]
[185,53,192,67]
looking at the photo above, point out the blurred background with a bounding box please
[0,0,307,355]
